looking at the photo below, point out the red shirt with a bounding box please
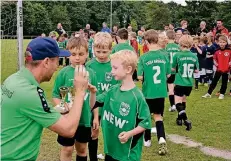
[143,44,149,53]
[213,49,231,73]
[130,40,138,54]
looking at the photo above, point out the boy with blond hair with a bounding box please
[94,50,151,161]
[165,30,181,112]
[86,32,119,161]
[172,35,199,131]
[52,37,97,161]
[138,29,171,155]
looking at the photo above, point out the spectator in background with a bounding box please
[84,24,91,38]
[49,31,59,41]
[41,33,46,37]
[164,24,169,32]
[197,21,208,36]
[169,23,175,30]
[55,23,66,36]
[129,32,138,54]
[141,26,146,32]
[213,19,229,37]
[127,25,133,33]
[101,22,111,33]
[175,29,183,44]
[113,25,118,33]
[175,20,188,33]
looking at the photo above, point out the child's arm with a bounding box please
[118,126,145,144]
[88,84,97,109]
[196,46,203,54]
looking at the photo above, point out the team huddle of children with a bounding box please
[52,27,231,161]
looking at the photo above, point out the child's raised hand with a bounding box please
[88,83,97,93]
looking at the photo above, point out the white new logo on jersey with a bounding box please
[98,83,112,91]
[103,110,129,129]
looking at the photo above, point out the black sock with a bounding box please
[156,121,166,141]
[176,103,182,120]
[88,138,98,161]
[182,102,186,110]
[195,79,199,88]
[144,129,151,141]
[76,155,87,161]
[169,95,175,106]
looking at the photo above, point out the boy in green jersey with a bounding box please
[94,50,151,161]
[52,37,97,161]
[86,32,119,161]
[137,30,171,155]
[165,30,181,112]
[111,28,134,54]
[172,35,199,131]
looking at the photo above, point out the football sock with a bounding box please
[156,121,166,141]
[76,155,87,161]
[88,138,98,161]
[144,129,151,141]
[169,95,175,107]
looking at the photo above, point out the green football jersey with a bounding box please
[86,58,118,94]
[172,50,199,87]
[137,50,171,99]
[111,42,134,54]
[1,67,60,160]
[58,41,66,49]
[52,65,97,127]
[97,85,151,161]
[165,43,181,74]
[86,58,119,116]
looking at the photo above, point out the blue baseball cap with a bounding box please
[26,37,60,61]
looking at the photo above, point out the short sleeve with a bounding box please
[165,57,171,75]
[137,57,144,76]
[172,53,178,69]
[52,71,65,99]
[20,87,61,128]
[137,94,152,129]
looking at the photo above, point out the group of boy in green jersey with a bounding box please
[52,27,199,161]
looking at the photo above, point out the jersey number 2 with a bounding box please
[182,63,194,78]
[153,66,161,84]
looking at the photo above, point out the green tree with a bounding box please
[23,2,52,35]
[144,2,171,30]
[50,5,71,32]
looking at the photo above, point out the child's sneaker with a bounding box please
[202,93,211,98]
[176,118,182,126]
[97,154,105,160]
[218,94,224,99]
[168,105,176,112]
[184,120,192,131]
[158,137,167,155]
[144,140,151,147]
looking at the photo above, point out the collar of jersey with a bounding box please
[19,67,40,87]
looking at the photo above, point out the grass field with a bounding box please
[1,40,231,161]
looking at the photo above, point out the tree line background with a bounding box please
[1,1,231,36]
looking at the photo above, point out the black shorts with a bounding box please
[146,98,165,114]
[174,85,192,97]
[167,74,175,84]
[57,126,91,146]
[105,155,119,161]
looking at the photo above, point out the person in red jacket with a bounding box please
[213,20,229,37]
[129,32,139,55]
[202,35,231,99]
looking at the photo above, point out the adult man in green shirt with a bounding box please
[1,37,89,161]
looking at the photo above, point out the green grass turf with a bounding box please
[1,40,231,161]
